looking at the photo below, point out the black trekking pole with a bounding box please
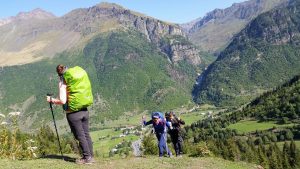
[47,93,64,159]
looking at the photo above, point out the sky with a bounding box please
[0,0,246,23]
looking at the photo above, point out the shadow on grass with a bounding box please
[41,155,76,163]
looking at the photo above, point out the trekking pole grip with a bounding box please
[47,93,53,105]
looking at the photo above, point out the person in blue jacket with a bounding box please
[142,112,172,157]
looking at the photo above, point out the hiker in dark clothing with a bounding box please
[165,112,185,157]
[142,112,172,157]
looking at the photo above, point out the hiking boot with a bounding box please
[76,157,93,165]
[90,157,96,163]
[75,158,86,165]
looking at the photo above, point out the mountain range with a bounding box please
[193,0,300,106]
[183,0,288,54]
[0,0,292,129]
[0,3,202,67]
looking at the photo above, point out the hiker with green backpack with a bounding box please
[46,64,94,164]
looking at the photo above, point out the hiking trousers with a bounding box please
[156,132,171,157]
[66,109,93,158]
[170,130,184,156]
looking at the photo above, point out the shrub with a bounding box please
[189,142,212,157]
[0,112,37,160]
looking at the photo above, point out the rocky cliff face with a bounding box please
[123,7,202,65]
[183,0,288,53]
[179,18,201,33]
[62,3,201,65]
[63,3,184,39]
[160,36,201,65]
[168,43,201,65]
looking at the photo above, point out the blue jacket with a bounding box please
[144,118,170,134]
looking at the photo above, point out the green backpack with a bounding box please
[63,66,93,112]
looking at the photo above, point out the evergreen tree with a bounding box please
[262,135,270,144]
[255,137,264,145]
[270,133,277,142]
[268,144,281,169]
[246,138,257,163]
[285,130,294,141]
[273,143,283,169]
[226,139,240,161]
[207,139,220,156]
[257,144,269,168]
[282,142,292,169]
[289,140,299,168]
[219,140,228,159]
[236,139,248,161]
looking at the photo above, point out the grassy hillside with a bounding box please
[185,75,300,169]
[0,156,257,169]
[193,0,300,106]
[240,75,300,123]
[0,30,198,129]
[85,31,196,118]
[227,120,295,134]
